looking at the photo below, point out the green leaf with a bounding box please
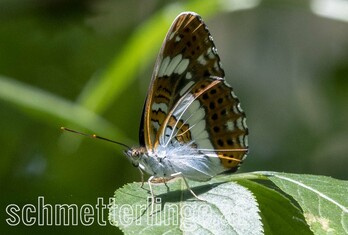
[109,175,263,234]
[264,172,348,235]
[109,172,348,234]
[237,179,312,234]
[0,75,128,141]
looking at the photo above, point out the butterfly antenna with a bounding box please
[60,127,131,150]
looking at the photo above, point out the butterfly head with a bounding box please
[124,147,148,167]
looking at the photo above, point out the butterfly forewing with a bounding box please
[143,12,224,149]
[142,12,248,172]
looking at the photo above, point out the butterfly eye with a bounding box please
[125,149,144,160]
[125,149,136,158]
[124,150,140,168]
[133,151,141,159]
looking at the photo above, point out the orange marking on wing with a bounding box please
[219,151,247,168]
[192,22,203,34]
[217,155,241,162]
[183,15,197,28]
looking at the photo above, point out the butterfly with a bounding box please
[62,11,248,204]
[124,12,249,201]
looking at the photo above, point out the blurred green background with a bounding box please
[1,0,348,234]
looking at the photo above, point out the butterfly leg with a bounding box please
[138,167,146,188]
[170,172,205,201]
[138,168,153,195]
[164,179,170,192]
[147,176,159,213]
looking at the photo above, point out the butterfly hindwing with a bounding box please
[192,79,248,171]
[159,77,248,171]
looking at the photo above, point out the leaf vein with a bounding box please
[274,175,348,213]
